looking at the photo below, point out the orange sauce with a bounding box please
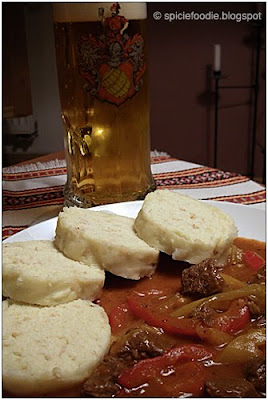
[4,238,266,398]
[97,237,266,397]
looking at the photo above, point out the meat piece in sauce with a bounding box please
[181,258,224,297]
[81,326,173,397]
[251,265,266,284]
[205,378,261,397]
[246,358,266,394]
[189,303,218,325]
[81,356,127,397]
[110,325,172,362]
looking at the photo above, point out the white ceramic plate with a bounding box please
[4,200,265,243]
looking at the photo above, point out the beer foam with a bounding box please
[53,2,147,22]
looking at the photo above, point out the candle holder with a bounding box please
[212,20,263,181]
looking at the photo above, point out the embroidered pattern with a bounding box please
[3,187,64,211]
[154,169,248,189]
[3,155,265,239]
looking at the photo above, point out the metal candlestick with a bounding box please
[212,21,263,181]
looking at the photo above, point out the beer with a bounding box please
[53,3,155,207]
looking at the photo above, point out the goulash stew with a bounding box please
[82,238,266,398]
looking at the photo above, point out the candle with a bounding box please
[214,44,221,72]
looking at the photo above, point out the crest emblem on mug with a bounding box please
[77,2,146,106]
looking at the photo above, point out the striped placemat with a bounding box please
[3,155,265,239]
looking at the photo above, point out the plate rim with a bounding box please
[3,200,265,243]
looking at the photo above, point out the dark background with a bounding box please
[147,2,265,178]
[3,2,266,181]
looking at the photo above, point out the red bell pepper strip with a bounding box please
[118,344,212,390]
[117,362,206,397]
[243,251,265,271]
[209,300,250,334]
[116,362,206,398]
[127,292,198,337]
[154,361,206,398]
[128,291,250,338]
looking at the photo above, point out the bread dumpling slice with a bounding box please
[134,190,237,264]
[3,299,111,396]
[55,207,159,280]
[3,240,104,306]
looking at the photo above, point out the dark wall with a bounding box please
[3,3,32,116]
[147,2,265,178]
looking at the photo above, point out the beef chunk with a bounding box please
[81,326,174,397]
[110,326,170,362]
[189,303,218,324]
[252,265,266,284]
[246,358,266,393]
[205,378,261,397]
[181,259,224,297]
[81,356,128,397]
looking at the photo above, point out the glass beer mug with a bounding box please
[53,2,155,207]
